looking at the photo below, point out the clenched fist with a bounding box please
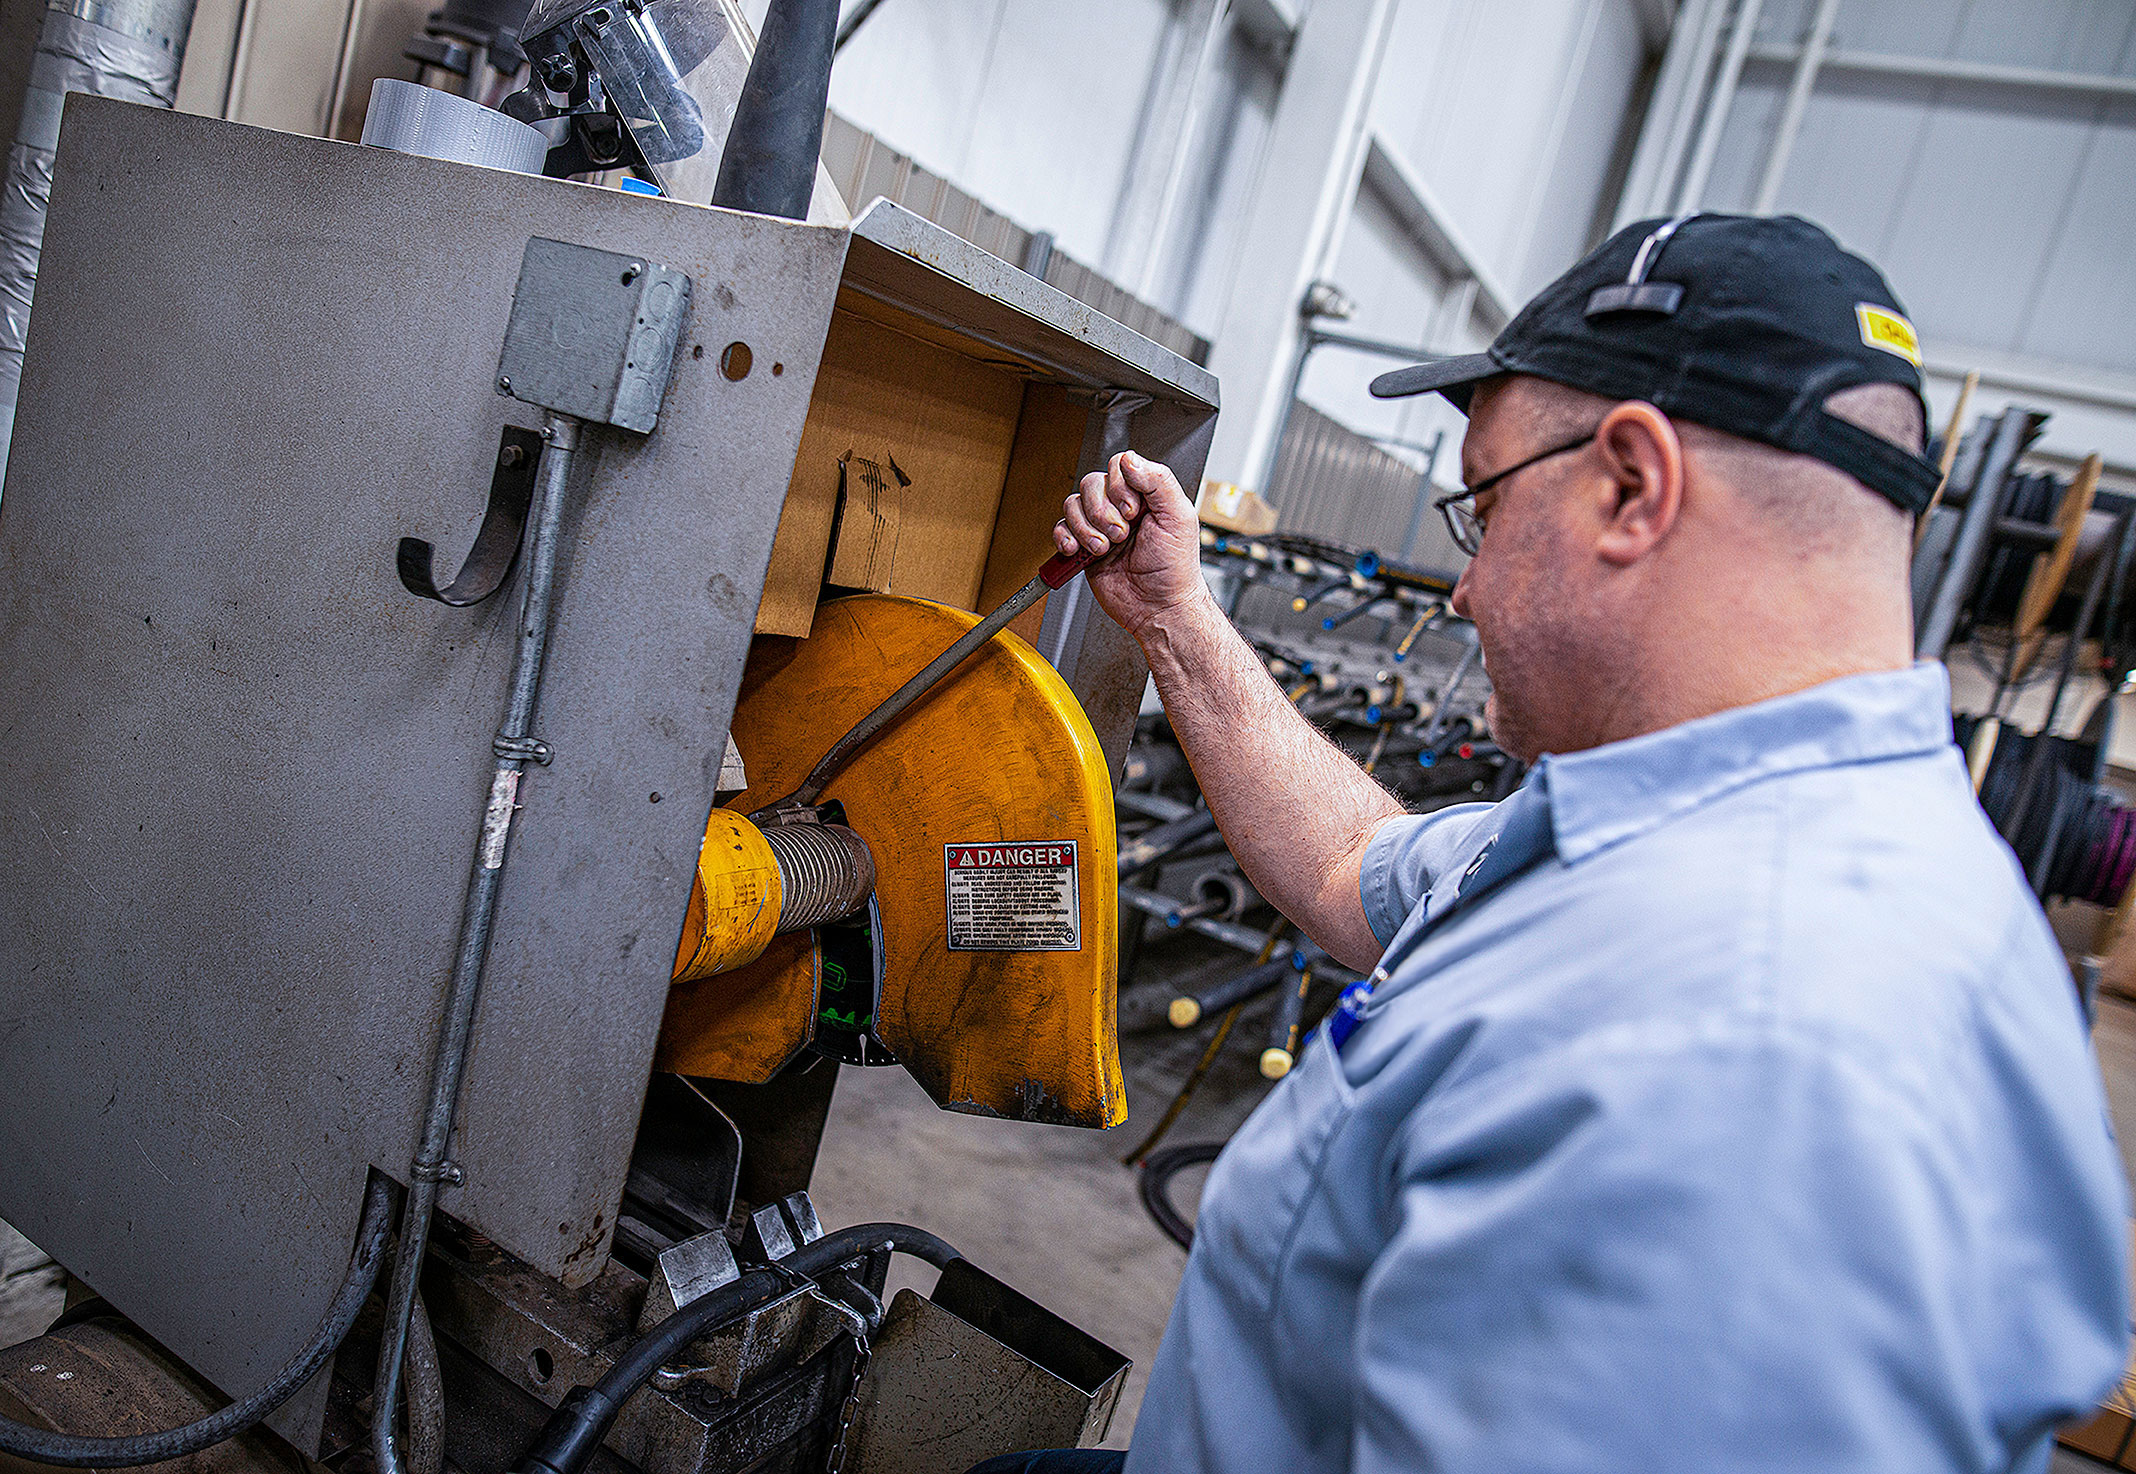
[1053,451,1209,639]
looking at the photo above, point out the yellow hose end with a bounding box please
[672,809,783,983]
[1289,596,1308,613]
[1168,997,1201,1029]
[1260,1048,1293,1080]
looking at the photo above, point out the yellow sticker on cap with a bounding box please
[1856,304,1921,366]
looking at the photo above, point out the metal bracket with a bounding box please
[491,734,553,765]
[409,1159,464,1186]
[396,425,546,606]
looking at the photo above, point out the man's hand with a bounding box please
[1053,449,1397,970]
[1054,451,1208,638]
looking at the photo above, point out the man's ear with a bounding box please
[1592,400,1683,567]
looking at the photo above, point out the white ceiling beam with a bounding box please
[1746,42,2136,101]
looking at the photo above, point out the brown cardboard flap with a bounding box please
[754,292,1029,635]
[826,454,907,591]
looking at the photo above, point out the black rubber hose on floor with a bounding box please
[511,1222,960,1474]
[0,1175,397,1468]
[1139,1143,1222,1251]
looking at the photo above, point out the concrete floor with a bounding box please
[811,929,1273,1449]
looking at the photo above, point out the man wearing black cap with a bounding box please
[1008,215,2130,1473]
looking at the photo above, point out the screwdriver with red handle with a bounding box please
[762,503,1145,813]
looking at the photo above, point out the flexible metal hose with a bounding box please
[762,821,874,929]
[0,1176,396,1467]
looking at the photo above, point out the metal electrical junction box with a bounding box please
[498,239,694,431]
[0,96,1216,1450]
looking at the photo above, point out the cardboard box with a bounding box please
[2059,1224,2136,1465]
[1198,479,1278,536]
[753,292,1086,638]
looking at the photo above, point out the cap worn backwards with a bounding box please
[1368,213,1942,514]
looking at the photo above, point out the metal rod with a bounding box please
[1745,40,2136,101]
[1614,0,1724,227]
[373,412,583,1474]
[1750,0,1840,215]
[1676,0,1766,212]
[1290,573,1350,613]
[1119,808,1222,877]
[1261,961,1315,1079]
[2004,516,2118,865]
[1322,595,1385,631]
[1121,927,1287,1166]
[1393,604,1434,663]
[1419,637,1481,746]
[1117,787,1193,822]
[1120,883,1269,954]
[1917,408,2032,660]
[1258,325,1318,499]
[781,575,1047,810]
[1173,953,1298,1027]
[1302,324,1450,362]
[1396,428,1446,565]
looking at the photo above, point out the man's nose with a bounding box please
[1450,558,1474,618]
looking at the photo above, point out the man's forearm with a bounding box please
[1135,587,1402,971]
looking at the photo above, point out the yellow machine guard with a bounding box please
[658,594,1125,1128]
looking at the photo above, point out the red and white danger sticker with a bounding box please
[944,841,1082,952]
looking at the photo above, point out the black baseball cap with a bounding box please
[1369,213,1940,513]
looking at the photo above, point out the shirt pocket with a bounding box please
[1192,1025,1357,1316]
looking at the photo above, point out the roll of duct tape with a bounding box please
[361,78,548,176]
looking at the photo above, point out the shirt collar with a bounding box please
[1534,663,1954,865]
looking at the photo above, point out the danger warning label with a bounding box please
[944,841,1082,952]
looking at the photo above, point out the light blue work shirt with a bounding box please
[1126,664,2129,1474]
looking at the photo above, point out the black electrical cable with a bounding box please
[0,1176,396,1468]
[511,1222,958,1474]
[1959,716,2136,906]
[1138,1143,1222,1252]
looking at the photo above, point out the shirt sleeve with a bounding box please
[1358,804,1495,947]
[1346,1029,2128,1473]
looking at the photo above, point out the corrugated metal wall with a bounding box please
[1267,401,1467,575]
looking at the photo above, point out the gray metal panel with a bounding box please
[1698,0,2136,385]
[1038,395,1215,777]
[0,97,848,1440]
[846,200,1220,411]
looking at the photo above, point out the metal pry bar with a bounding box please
[765,502,1146,814]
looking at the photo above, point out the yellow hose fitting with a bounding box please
[672,810,784,981]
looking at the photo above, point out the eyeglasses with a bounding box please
[1434,430,1598,557]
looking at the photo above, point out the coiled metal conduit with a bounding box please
[763,821,875,929]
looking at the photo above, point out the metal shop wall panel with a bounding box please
[0,97,846,1443]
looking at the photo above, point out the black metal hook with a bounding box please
[397,425,546,606]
